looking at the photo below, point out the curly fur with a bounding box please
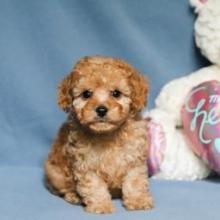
[45,56,153,213]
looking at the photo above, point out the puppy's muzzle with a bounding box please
[96,106,108,118]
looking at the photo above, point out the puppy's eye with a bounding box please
[82,90,92,99]
[111,90,121,98]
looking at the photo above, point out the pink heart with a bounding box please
[182,80,220,174]
[146,119,166,176]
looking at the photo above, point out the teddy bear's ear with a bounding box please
[190,0,209,13]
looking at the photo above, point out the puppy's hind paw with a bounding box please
[85,201,115,214]
[64,192,81,204]
[124,194,154,211]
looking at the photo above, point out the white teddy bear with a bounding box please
[145,0,220,180]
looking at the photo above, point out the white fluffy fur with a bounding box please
[193,0,220,65]
[145,0,220,180]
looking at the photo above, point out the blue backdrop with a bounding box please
[1,1,218,220]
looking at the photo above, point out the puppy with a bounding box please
[45,56,154,213]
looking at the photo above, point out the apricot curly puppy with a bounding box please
[45,56,154,213]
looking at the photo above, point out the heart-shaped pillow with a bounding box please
[182,80,220,174]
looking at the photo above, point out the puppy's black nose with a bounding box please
[96,106,108,117]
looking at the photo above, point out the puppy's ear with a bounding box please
[58,71,75,112]
[129,71,150,116]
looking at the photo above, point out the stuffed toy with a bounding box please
[145,0,220,180]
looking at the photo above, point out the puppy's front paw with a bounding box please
[85,200,115,214]
[124,194,154,211]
